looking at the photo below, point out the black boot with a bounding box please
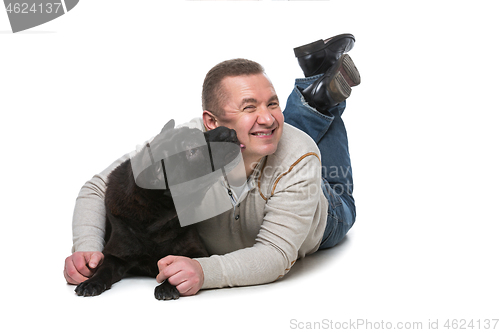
[301,54,360,115]
[294,33,355,77]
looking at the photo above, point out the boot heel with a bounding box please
[340,54,361,87]
[329,71,352,101]
[293,40,325,58]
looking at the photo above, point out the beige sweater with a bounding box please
[72,118,328,289]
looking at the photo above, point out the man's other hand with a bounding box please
[64,251,104,285]
[156,256,204,296]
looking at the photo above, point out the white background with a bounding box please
[1,1,499,332]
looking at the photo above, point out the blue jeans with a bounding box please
[282,74,356,249]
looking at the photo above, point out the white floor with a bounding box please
[2,2,499,332]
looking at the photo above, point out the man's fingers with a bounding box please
[156,256,177,283]
[64,268,85,285]
[159,263,198,286]
[156,259,183,283]
[166,270,187,287]
[157,255,175,270]
[73,253,93,278]
[175,280,191,295]
[156,265,181,284]
[88,252,103,269]
[64,256,88,285]
[63,265,76,284]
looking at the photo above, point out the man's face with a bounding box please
[216,73,284,166]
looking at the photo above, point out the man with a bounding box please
[64,33,359,296]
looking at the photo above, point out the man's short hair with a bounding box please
[202,58,265,116]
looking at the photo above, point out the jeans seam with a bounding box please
[321,214,338,247]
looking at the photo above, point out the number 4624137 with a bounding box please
[444,319,499,330]
[5,3,62,14]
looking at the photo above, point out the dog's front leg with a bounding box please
[75,255,129,297]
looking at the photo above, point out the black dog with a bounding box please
[75,120,240,300]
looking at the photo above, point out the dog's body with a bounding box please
[75,121,239,300]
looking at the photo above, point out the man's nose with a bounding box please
[256,106,275,125]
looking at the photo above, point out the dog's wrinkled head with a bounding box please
[132,120,241,193]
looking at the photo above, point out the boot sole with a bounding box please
[294,33,355,58]
[328,54,361,102]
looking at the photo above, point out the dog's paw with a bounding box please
[154,282,180,300]
[75,279,108,297]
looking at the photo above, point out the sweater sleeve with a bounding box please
[195,155,323,289]
[71,153,130,252]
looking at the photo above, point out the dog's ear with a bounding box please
[160,119,175,133]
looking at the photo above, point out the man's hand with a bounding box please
[156,256,204,296]
[64,251,104,285]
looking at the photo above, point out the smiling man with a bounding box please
[64,34,360,297]
[203,70,284,177]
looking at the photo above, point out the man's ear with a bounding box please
[203,110,218,131]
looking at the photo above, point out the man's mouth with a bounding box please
[251,128,276,137]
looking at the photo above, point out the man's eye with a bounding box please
[269,102,279,108]
[243,105,256,112]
